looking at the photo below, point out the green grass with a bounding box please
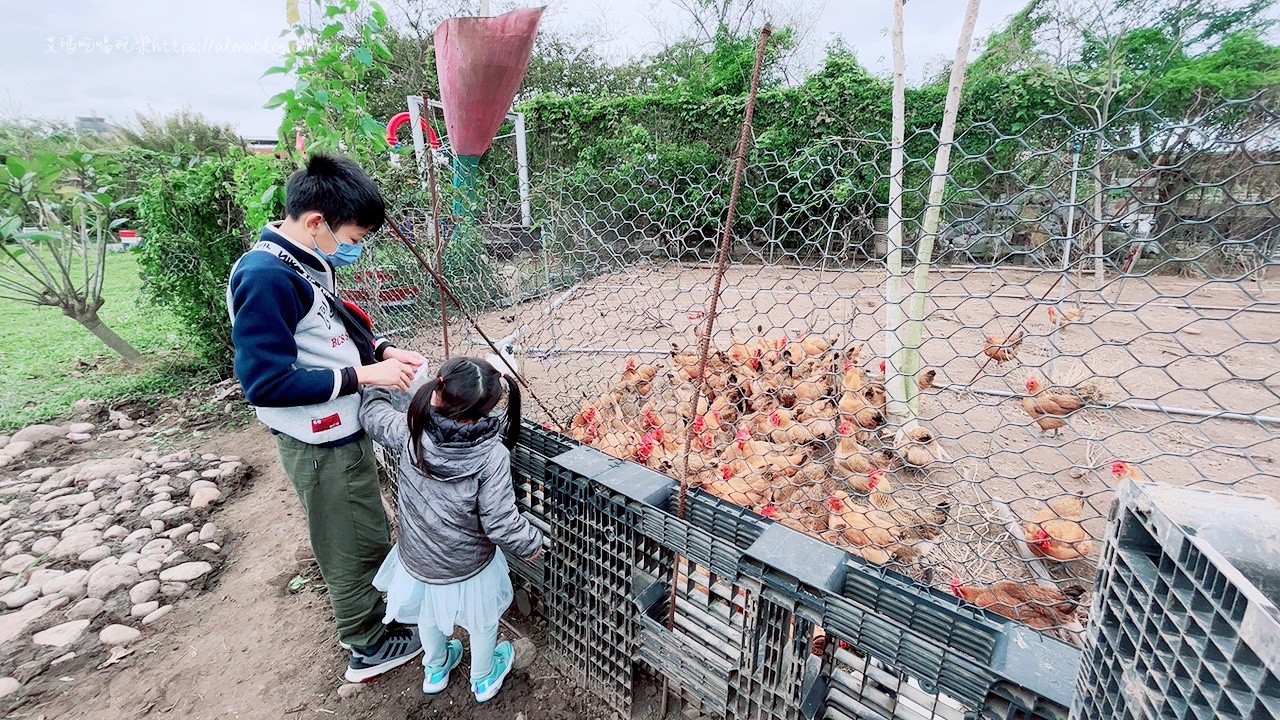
[0,251,217,432]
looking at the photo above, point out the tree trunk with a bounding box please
[883,0,911,424]
[76,311,143,364]
[903,0,983,418]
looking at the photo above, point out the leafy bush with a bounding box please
[136,155,266,365]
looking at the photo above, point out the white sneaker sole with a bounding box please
[473,646,515,703]
[343,647,423,683]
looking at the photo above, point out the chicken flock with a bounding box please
[561,312,1119,641]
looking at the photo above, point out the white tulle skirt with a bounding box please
[373,543,513,635]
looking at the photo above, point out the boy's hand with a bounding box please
[383,347,426,369]
[357,359,415,391]
[524,547,545,563]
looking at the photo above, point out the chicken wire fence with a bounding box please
[349,92,1280,649]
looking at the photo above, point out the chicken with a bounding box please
[621,357,661,387]
[570,405,602,443]
[865,468,949,538]
[825,491,917,565]
[1024,494,1093,562]
[722,428,807,477]
[832,420,875,475]
[896,426,939,469]
[595,429,641,460]
[1110,460,1146,484]
[1022,377,1086,437]
[917,369,937,391]
[799,332,840,358]
[872,448,903,471]
[843,464,890,495]
[950,579,1085,634]
[702,464,772,508]
[983,329,1024,364]
[776,386,798,409]
[1047,305,1083,329]
[797,399,839,423]
[841,357,867,393]
[763,408,821,445]
[839,384,887,430]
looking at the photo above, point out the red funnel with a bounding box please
[433,7,543,157]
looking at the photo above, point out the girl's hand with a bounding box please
[524,547,545,563]
[357,359,415,390]
[384,347,427,369]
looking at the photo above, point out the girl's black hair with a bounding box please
[285,153,386,232]
[407,357,522,467]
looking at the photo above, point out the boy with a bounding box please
[226,153,425,681]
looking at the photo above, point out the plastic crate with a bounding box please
[1070,481,1280,720]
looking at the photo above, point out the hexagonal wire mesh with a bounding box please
[349,92,1280,652]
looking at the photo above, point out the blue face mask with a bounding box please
[319,222,365,268]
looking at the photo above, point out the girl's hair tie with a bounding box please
[437,376,444,385]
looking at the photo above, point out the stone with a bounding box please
[130,601,159,618]
[66,597,105,620]
[118,482,142,500]
[86,478,110,493]
[50,458,144,485]
[141,539,173,556]
[66,433,92,444]
[3,440,35,459]
[32,619,90,647]
[130,579,160,604]
[74,499,103,520]
[136,557,162,575]
[150,520,167,534]
[24,567,65,593]
[165,523,195,541]
[189,480,217,494]
[199,523,218,542]
[103,525,129,540]
[47,491,95,510]
[113,500,136,514]
[152,492,172,503]
[177,470,199,482]
[118,418,136,430]
[99,624,141,646]
[119,552,143,566]
[89,556,118,574]
[140,501,174,518]
[123,528,154,545]
[159,581,188,598]
[190,486,222,509]
[220,455,241,463]
[0,595,67,645]
[40,569,88,600]
[87,564,140,599]
[67,422,95,434]
[338,683,365,700]
[78,545,112,564]
[2,541,20,557]
[51,652,77,666]
[0,554,35,575]
[2,586,40,609]
[0,435,7,449]
[160,506,188,519]
[51,531,103,559]
[186,532,200,544]
[0,677,20,699]
[202,543,221,553]
[142,605,172,625]
[30,536,57,555]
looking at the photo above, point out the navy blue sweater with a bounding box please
[228,227,382,415]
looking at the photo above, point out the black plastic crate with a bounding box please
[1070,481,1280,720]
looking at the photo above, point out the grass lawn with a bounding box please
[0,251,214,432]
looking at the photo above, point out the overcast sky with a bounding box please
[0,0,1027,138]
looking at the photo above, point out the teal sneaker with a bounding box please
[422,639,463,695]
[472,640,515,702]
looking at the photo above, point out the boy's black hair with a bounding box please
[407,357,522,468]
[285,153,386,231]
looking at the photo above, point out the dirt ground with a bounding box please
[13,425,619,720]
[397,262,1280,604]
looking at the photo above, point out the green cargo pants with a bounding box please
[276,432,391,651]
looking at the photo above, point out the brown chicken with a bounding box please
[1022,378,1086,437]
[702,464,772,508]
[896,426,939,469]
[950,578,1085,633]
[839,384,887,430]
[833,420,876,475]
[1047,306,1083,329]
[826,491,917,565]
[1024,494,1093,562]
[917,369,937,391]
[722,428,808,478]
[1110,460,1146,484]
[983,329,1025,364]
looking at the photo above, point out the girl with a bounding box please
[360,356,544,702]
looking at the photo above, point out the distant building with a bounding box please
[242,136,280,156]
[76,116,110,135]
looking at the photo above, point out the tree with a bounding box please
[0,152,142,363]
[117,108,242,158]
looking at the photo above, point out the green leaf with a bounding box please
[320,22,344,41]
[0,216,19,238]
[314,89,331,106]
[263,91,291,109]
[371,2,387,28]
[262,65,290,77]
[353,47,373,67]
[260,185,278,205]
[5,157,27,179]
[109,217,129,230]
[287,575,310,593]
[324,5,344,17]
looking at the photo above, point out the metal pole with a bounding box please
[514,112,533,229]
[479,0,489,15]
[406,95,428,181]
[1048,138,1082,382]
[937,384,1280,427]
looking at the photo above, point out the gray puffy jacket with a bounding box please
[359,388,544,585]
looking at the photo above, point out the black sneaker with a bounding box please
[344,623,423,683]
